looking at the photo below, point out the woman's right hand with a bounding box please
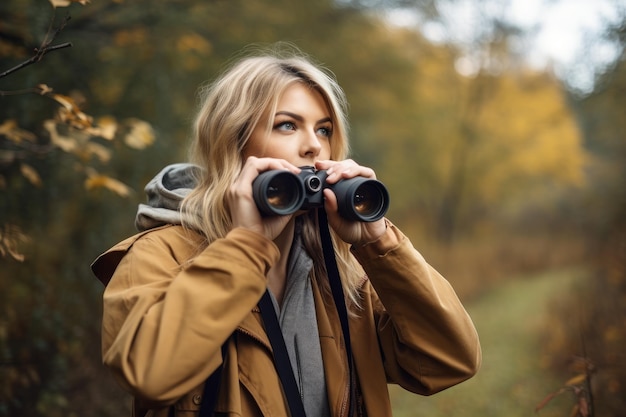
[228,156,300,240]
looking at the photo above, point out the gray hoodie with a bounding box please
[135,163,200,231]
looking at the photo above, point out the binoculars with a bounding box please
[252,166,389,222]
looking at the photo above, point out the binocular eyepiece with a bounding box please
[252,166,389,222]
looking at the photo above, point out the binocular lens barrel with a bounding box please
[252,168,389,222]
[253,171,305,216]
[333,178,389,222]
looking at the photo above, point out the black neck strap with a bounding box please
[318,209,356,417]
[258,291,307,416]
[257,209,355,417]
[198,343,227,417]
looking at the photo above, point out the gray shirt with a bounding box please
[268,232,330,417]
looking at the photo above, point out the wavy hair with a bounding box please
[181,46,365,307]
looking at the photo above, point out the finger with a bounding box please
[323,161,376,183]
[322,188,339,214]
[314,159,336,171]
[242,156,300,177]
[316,159,350,183]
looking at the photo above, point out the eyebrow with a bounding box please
[275,111,332,125]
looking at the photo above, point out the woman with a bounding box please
[92,47,481,417]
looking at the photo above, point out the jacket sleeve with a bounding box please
[96,226,279,405]
[351,221,481,395]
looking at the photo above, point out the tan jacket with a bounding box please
[92,222,481,417]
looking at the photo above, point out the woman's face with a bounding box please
[244,82,333,167]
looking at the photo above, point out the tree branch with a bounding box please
[0,42,72,80]
[0,13,73,80]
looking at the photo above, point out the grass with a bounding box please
[389,268,586,417]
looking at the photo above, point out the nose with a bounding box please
[301,129,322,158]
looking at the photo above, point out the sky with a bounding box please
[506,0,622,91]
[386,0,624,93]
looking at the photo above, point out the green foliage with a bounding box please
[1,0,624,415]
[538,37,626,417]
[1,150,137,416]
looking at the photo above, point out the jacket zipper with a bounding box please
[340,378,350,417]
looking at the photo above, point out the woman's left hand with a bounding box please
[315,159,387,246]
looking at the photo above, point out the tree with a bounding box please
[1,2,156,415]
[1,0,155,261]
[1,0,616,415]
[540,16,626,416]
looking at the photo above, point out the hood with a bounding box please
[135,163,200,231]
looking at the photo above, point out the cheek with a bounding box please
[243,132,268,159]
[264,141,297,159]
[245,139,293,160]
[242,143,260,159]
[321,141,332,160]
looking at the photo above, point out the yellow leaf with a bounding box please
[20,163,42,187]
[48,93,74,111]
[565,374,587,386]
[36,84,54,95]
[49,93,94,130]
[604,325,621,342]
[92,116,118,140]
[176,33,212,54]
[44,120,76,153]
[0,224,30,262]
[0,119,36,144]
[85,174,131,197]
[124,119,155,149]
[48,0,90,7]
[114,28,148,47]
[85,142,112,163]
[49,0,72,7]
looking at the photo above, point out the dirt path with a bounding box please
[389,268,584,417]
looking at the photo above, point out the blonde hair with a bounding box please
[181,46,365,307]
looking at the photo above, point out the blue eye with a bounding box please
[275,121,296,131]
[317,126,332,137]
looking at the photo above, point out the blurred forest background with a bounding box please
[1,0,624,416]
